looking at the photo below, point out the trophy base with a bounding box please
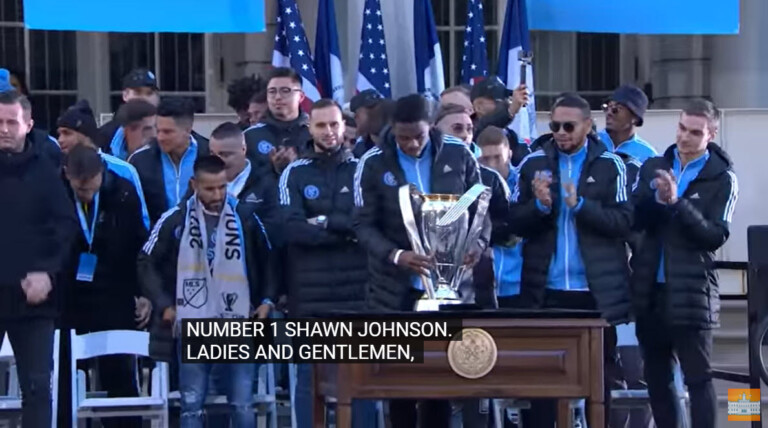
[415,298,463,312]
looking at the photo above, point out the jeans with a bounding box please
[177,342,256,428]
[637,317,715,428]
[0,318,54,428]
[294,363,378,428]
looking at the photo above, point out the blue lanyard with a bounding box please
[75,192,100,251]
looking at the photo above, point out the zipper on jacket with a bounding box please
[564,156,573,290]
[415,157,425,192]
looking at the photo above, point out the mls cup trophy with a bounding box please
[399,183,491,312]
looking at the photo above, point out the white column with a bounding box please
[710,0,768,108]
[76,32,110,116]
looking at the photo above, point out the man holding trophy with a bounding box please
[353,94,489,428]
[510,93,633,426]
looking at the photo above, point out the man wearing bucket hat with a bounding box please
[597,85,658,184]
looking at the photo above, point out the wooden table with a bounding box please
[313,311,607,428]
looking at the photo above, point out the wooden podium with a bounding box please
[314,310,608,428]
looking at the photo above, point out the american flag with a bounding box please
[272,0,321,106]
[356,0,391,97]
[461,0,489,84]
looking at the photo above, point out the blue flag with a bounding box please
[314,0,344,103]
[23,0,265,33]
[528,0,739,34]
[461,0,489,85]
[413,0,445,100]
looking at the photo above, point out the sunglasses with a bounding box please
[602,102,626,116]
[549,121,578,133]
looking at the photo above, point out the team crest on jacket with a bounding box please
[304,185,320,199]
[383,171,397,187]
[258,141,274,154]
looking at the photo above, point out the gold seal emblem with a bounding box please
[447,328,497,379]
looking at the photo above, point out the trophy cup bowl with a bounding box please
[398,184,492,312]
[419,194,467,301]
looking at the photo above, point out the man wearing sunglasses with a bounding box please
[510,93,632,427]
[244,67,312,178]
[598,85,658,183]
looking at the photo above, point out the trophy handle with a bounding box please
[398,185,436,299]
[454,184,493,291]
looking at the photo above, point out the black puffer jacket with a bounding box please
[510,135,633,324]
[278,146,368,317]
[0,140,77,320]
[128,137,210,225]
[244,111,312,179]
[60,168,149,328]
[353,129,486,311]
[137,199,278,361]
[30,129,61,168]
[630,143,738,328]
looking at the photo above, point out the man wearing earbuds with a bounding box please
[509,93,632,427]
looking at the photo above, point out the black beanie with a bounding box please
[57,100,99,142]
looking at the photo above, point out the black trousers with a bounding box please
[636,295,715,428]
[610,345,652,428]
[0,317,55,428]
[521,289,621,428]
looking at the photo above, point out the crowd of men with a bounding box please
[0,63,738,428]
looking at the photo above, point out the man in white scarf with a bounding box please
[138,155,277,428]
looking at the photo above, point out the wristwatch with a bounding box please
[316,215,328,228]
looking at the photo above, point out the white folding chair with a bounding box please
[70,330,168,428]
[0,330,60,428]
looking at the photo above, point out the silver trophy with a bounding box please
[399,183,491,312]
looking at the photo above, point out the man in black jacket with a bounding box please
[469,77,531,166]
[57,145,148,427]
[0,68,61,167]
[129,97,210,225]
[98,68,160,148]
[349,89,393,158]
[278,99,374,427]
[631,99,737,428]
[353,94,485,428]
[244,67,312,178]
[510,93,632,426]
[0,90,77,428]
[137,156,276,427]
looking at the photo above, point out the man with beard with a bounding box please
[138,155,276,428]
[244,67,312,178]
[278,99,374,427]
[0,89,77,428]
[510,93,632,426]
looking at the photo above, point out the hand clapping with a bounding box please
[532,170,553,208]
[653,169,678,205]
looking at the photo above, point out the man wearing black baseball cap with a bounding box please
[350,89,392,158]
[469,77,531,166]
[97,68,160,156]
[597,84,658,185]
